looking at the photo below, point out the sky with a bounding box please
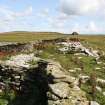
[0,0,105,34]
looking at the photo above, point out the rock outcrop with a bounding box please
[0,54,89,105]
[45,60,89,105]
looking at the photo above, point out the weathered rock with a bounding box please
[46,61,75,84]
[46,61,64,78]
[4,53,40,68]
[69,88,89,105]
[69,69,76,73]
[78,56,82,59]
[90,101,100,105]
[74,68,82,71]
[0,89,3,93]
[48,99,73,105]
[79,75,90,83]
[103,92,105,96]
[0,42,34,53]
[97,78,105,85]
[46,61,88,105]
[96,86,102,92]
[95,67,101,70]
[49,82,70,100]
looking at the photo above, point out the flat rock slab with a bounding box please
[49,82,70,99]
[46,61,66,78]
[4,53,40,68]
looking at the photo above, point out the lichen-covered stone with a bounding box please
[49,82,70,99]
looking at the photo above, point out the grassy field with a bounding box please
[0,32,105,51]
[0,31,65,42]
[0,31,104,43]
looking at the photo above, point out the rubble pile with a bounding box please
[0,65,26,94]
[57,41,99,58]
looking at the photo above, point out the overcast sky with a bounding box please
[0,0,105,34]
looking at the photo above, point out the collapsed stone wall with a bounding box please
[0,59,89,105]
[0,43,33,54]
[0,37,85,55]
[0,39,60,54]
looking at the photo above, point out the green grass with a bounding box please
[39,44,105,78]
[81,83,105,105]
[39,45,78,70]
[0,31,65,42]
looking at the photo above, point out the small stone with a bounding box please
[97,78,105,84]
[90,101,100,105]
[95,67,101,70]
[103,92,105,96]
[0,89,3,93]
[69,69,76,73]
[74,68,82,71]
[73,86,80,91]
[97,62,102,64]
[78,57,82,59]
[15,76,20,79]
[96,86,102,92]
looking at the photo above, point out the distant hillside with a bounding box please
[0,31,65,42]
[0,31,63,36]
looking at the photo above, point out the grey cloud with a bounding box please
[59,0,105,16]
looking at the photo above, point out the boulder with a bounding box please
[49,82,70,99]
[4,53,40,68]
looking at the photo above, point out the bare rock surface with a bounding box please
[45,60,89,105]
[49,82,70,99]
[4,53,40,68]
